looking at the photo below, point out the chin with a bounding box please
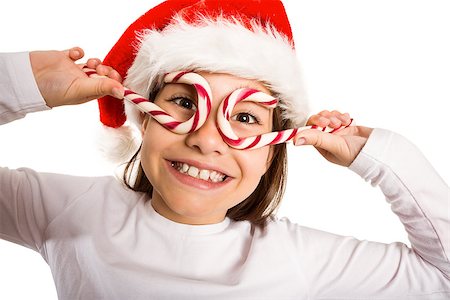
[164,195,226,223]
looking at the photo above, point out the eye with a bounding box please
[171,96,197,111]
[231,112,260,124]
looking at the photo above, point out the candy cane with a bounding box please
[84,68,351,150]
[160,71,212,133]
[83,67,211,133]
[217,88,352,150]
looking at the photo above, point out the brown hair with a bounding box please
[123,93,290,228]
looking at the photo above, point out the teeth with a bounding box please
[172,162,226,183]
[187,166,199,177]
[199,170,210,180]
[210,171,218,181]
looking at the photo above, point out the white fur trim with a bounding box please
[106,16,310,163]
[97,124,141,163]
[125,15,309,128]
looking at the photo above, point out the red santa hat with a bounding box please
[98,0,309,162]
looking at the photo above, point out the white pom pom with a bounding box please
[96,124,141,164]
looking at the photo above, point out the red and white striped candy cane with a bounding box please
[84,67,351,150]
[217,87,352,150]
[161,71,211,133]
[83,67,211,134]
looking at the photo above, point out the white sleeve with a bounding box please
[0,52,76,252]
[0,166,105,253]
[0,52,49,124]
[299,128,450,299]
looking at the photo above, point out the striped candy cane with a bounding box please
[83,67,211,134]
[84,68,351,150]
[217,88,352,150]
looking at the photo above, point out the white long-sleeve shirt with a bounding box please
[0,52,449,299]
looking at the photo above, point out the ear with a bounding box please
[264,146,275,173]
[141,114,150,136]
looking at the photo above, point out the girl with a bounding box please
[1,0,449,299]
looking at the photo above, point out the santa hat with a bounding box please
[98,0,309,162]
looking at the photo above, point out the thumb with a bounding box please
[64,47,85,61]
[71,77,124,103]
[294,128,344,153]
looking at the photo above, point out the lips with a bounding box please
[171,161,228,183]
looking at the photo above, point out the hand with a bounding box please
[30,47,124,108]
[294,110,373,167]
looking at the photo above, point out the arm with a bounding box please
[295,114,450,297]
[0,47,124,126]
[29,48,123,108]
[349,129,449,277]
[0,48,123,250]
[0,52,49,124]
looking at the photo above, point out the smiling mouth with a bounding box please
[170,161,228,183]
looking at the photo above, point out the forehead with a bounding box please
[197,72,272,97]
[159,72,272,99]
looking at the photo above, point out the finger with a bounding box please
[314,110,342,128]
[64,47,84,61]
[317,110,334,117]
[330,110,352,125]
[306,114,331,127]
[329,110,349,127]
[340,112,352,125]
[86,58,102,69]
[73,77,125,102]
[323,110,353,128]
[317,109,330,115]
[294,128,345,155]
[107,69,123,82]
[95,64,123,82]
[329,116,342,128]
[328,124,372,139]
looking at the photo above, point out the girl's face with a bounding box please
[140,72,274,225]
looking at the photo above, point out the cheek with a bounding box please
[141,122,159,161]
[236,147,271,181]
[140,120,175,178]
[139,134,157,185]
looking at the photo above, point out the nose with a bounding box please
[185,115,229,155]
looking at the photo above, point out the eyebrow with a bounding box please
[236,100,274,112]
[235,83,271,95]
[234,83,275,110]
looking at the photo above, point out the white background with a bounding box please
[0,0,449,299]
